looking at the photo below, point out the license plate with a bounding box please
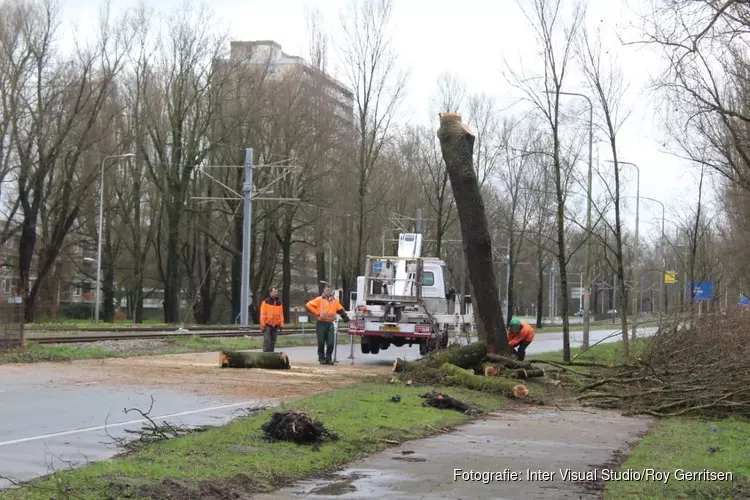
[382,325,400,332]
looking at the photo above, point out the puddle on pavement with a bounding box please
[299,468,414,497]
[310,472,369,496]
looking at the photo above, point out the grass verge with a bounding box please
[529,338,650,365]
[605,418,750,499]
[0,382,501,499]
[0,334,354,365]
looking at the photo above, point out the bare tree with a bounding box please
[339,0,408,297]
[465,93,502,187]
[9,0,132,321]
[495,118,545,324]
[578,25,633,352]
[137,4,235,323]
[432,71,465,114]
[509,0,586,361]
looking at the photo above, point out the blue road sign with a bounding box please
[687,281,714,301]
[740,294,749,307]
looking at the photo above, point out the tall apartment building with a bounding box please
[227,40,355,124]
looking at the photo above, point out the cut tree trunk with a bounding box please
[506,368,546,379]
[437,113,509,355]
[393,341,488,372]
[485,353,533,370]
[421,341,488,369]
[439,363,528,399]
[220,351,291,369]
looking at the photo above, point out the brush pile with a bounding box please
[395,312,750,419]
[571,312,750,418]
[261,410,339,444]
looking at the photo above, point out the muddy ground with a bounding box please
[1,351,388,402]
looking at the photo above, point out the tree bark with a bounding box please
[220,351,291,369]
[536,249,544,329]
[281,236,292,324]
[437,113,509,354]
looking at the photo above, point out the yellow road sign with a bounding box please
[664,271,676,284]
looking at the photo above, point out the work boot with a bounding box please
[319,358,326,364]
[325,358,334,365]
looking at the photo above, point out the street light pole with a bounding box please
[549,91,594,348]
[610,160,641,339]
[94,153,134,324]
[640,196,665,331]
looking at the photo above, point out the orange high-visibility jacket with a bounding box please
[306,296,345,323]
[507,321,535,347]
[260,297,284,329]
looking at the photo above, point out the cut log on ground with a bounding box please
[261,410,338,444]
[421,391,480,414]
[439,363,528,399]
[220,351,291,369]
[485,353,532,369]
[420,341,488,369]
[507,368,546,379]
[478,362,504,377]
[394,342,488,372]
[437,113,509,355]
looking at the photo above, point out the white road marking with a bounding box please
[0,400,260,447]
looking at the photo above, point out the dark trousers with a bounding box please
[263,325,280,352]
[316,321,335,361]
[514,341,532,361]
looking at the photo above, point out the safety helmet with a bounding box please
[509,317,521,333]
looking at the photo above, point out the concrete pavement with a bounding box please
[254,407,652,499]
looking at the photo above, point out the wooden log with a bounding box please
[507,368,546,379]
[437,113,509,353]
[485,353,532,369]
[439,363,528,399]
[477,362,501,377]
[220,351,291,369]
[421,341,488,369]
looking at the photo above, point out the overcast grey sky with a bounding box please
[59,0,707,241]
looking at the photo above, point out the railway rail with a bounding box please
[23,324,306,333]
[26,329,315,344]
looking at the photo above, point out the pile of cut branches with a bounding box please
[568,312,750,418]
[393,341,537,401]
[261,410,339,444]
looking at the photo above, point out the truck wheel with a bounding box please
[370,342,380,354]
[380,340,390,350]
[419,340,430,356]
[361,341,371,354]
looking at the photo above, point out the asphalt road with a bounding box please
[0,370,262,489]
[0,326,654,490]
[271,326,657,365]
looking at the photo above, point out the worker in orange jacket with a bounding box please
[260,287,284,352]
[306,284,349,365]
[507,317,535,361]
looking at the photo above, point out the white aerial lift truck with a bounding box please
[347,232,475,356]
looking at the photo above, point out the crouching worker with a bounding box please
[260,287,284,352]
[507,317,535,361]
[306,285,350,365]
